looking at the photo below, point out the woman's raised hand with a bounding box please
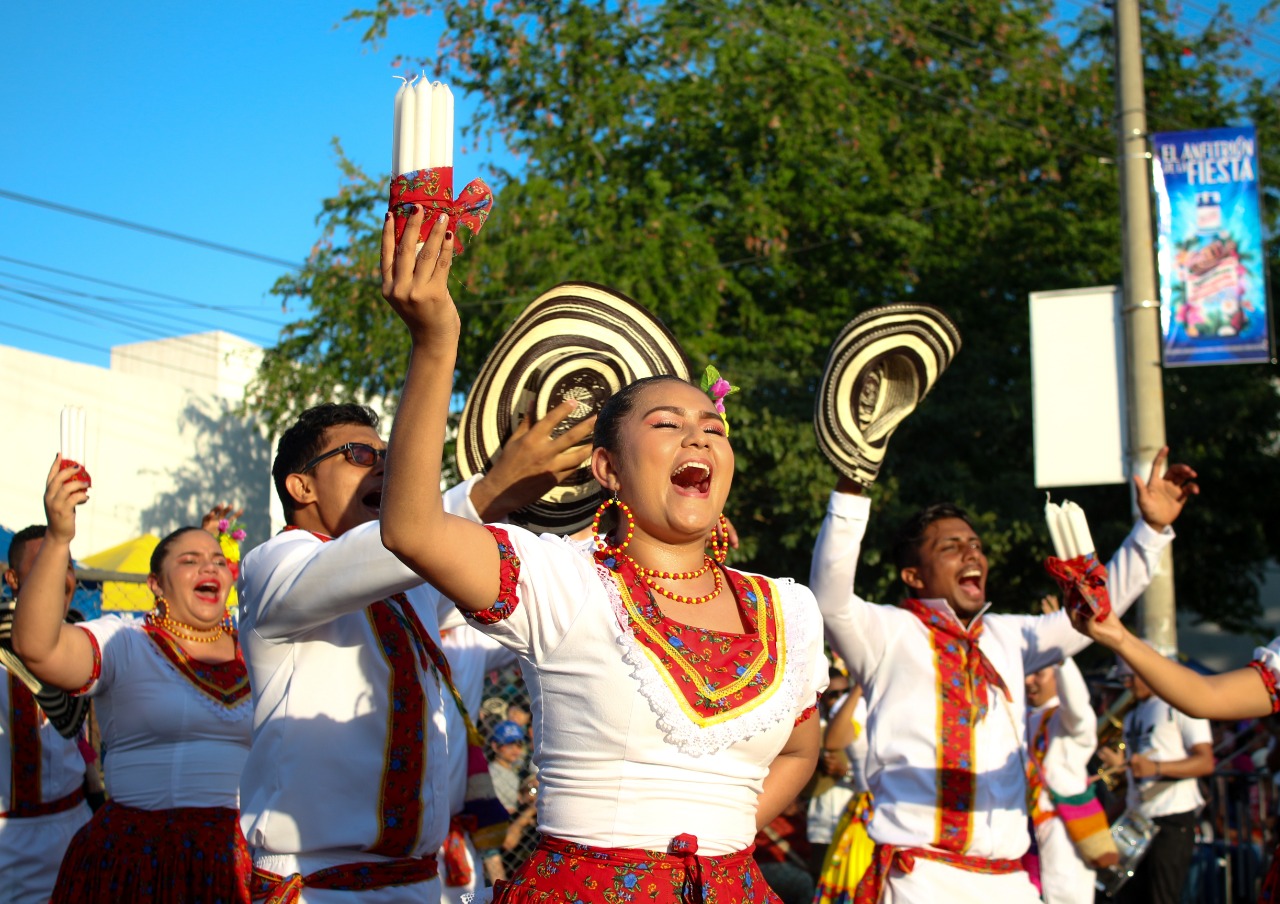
[380,206,459,344]
[43,455,89,544]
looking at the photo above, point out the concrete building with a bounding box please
[0,332,272,562]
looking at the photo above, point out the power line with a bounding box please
[0,268,282,339]
[0,254,286,316]
[0,188,304,270]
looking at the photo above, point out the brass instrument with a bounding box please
[1095,689,1136,790]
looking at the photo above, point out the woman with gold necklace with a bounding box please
[378,209,826,903]
[12,457,251,903]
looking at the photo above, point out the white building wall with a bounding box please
[1,332,271,561]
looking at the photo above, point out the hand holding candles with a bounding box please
[1043,495,1110,622]
[388,76,493,251]
[59,405,92,486]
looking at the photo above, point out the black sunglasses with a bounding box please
[300,442,387,473]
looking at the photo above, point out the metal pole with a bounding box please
[1113,0,1177,651]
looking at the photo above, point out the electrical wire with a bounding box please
[0,188,303,270]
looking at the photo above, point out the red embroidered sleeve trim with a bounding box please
[70,625,101,696]
[794,702,818,727]
[465,526,522,625]
[1249,660,1280,714]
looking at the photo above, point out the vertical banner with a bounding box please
[1152,125,1273,366]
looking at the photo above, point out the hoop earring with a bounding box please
[592,494,635,559]
[153,595,170,619]
[710,514,730,564]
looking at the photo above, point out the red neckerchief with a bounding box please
[899,598,1010,719]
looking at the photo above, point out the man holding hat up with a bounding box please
[807,303,1199,903]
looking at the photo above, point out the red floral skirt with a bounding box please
[492,834,782,903]
[52,800,251,904]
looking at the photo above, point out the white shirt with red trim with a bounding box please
[1029,658,1098,904]
[809,492,1172,863]
[0,663,86,812]
[78,615,251,809]
[237,482,475,886]
[464,525,827,858]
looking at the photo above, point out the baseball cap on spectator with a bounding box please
[492,720,526,745]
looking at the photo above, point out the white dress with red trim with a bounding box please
[77,615,250,809]
[464,524,827,859]
[808,492,1173,903]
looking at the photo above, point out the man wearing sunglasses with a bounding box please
[237,400,593,903]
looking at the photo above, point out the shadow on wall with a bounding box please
[138,396,272,553]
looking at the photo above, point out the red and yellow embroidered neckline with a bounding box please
[142,624,249,709]
[604,557,785,727]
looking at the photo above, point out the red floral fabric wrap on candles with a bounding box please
[59,459,92,488]
[1043,552,1111,623]
[389,167,493,252]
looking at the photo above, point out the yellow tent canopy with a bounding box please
[80,535,159,611]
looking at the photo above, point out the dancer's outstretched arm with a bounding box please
[1075,609,1274,721]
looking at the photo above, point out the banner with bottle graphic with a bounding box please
[1152,125,1272,367]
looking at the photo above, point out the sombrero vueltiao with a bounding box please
[814,303,961,488]
[456,282,691,534]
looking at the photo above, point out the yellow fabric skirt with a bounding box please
[813,791,874,904]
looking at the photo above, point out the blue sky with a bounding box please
[0,0,515,368]
[1,1,1275,371]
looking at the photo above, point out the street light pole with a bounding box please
[1113,0,1177,651]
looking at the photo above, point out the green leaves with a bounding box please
[253,0,1279,632]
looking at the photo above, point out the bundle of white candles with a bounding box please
[60,405,87,465]
[1045,496,1095,559]
[393,75,454,177]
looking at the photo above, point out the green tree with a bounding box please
[250,0,1279,632]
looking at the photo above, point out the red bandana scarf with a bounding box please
[900,598,1012,853]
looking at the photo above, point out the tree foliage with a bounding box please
[249,0,1280,633]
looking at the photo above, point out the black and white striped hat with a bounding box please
[456,282,690,534]
[814,303,961,488]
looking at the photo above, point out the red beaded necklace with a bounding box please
[639,558,723,605]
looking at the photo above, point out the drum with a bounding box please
[1096,809,1159,897]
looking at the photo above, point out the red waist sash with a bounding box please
[0,785,84,819]
[250,854,438,903]
[494,834,776,904]
[853,844,1023,903]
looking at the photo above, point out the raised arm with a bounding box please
[809,482,885,682]
[1054,657,1095,742]
[10,458,96,692]
[378,208,509,612]
[1075,611,1274,721]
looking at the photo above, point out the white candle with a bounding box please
[1045,497,1069,558]
[429,82,453,167]
[397,75,419,177]
[72,407,85,464]
[392,76,411,176]
[60,408,70,461]
[1063,501,1095,557]
[413,75,434,171]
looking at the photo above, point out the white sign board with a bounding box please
[1029,286,1129,487]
